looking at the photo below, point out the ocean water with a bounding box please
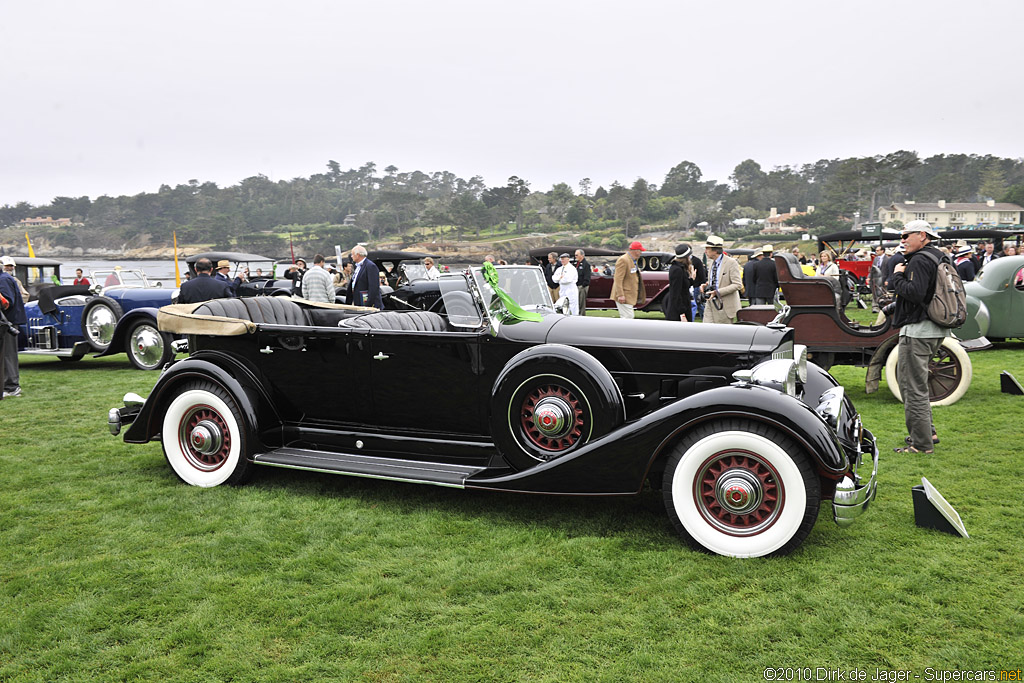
[64,259,187,284]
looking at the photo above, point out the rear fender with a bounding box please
[954,295,989,342]
[123,353,281,454]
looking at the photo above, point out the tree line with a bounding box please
[3,153,1023,255]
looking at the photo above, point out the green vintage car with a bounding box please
[956,255,1024,343]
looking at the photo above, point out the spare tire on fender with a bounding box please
[490,344,624,470]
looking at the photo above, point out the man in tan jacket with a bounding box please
[610,241,647,318]
[700,235,742,323]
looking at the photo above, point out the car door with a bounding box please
[365,328,484,436]
[254,325,370,425]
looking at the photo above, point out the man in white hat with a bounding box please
[890,220,947,454]
[552,253,579,315]
[700,236,742,323]
[954,244,975,282]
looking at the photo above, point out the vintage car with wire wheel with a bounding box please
[107,264,879,558]
[18,262,182,370]
[737,252,973,407]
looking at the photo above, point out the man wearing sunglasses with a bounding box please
[889,220,949,454]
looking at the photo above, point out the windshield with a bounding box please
[93,269,149,288]
[471,265,554,318]
[402,263,428,282]
[438,276,484,328]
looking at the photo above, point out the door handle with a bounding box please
[373,352,389,360]
[260,346,274,354]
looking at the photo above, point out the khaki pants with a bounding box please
[702,302,735,324]
[615,302,635,319]
[898,335,941,450]
[578,285,588,315]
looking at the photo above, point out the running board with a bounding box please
[252,447,489,488]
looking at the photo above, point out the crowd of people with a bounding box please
[1,232,1020,408]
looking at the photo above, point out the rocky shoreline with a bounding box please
[2,231,743,263]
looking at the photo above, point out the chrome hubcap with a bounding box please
[130,326,164,367]
[86,307,116,345]
[179,404,231,472]
[190,420,223,456]
[695,451,783,536]
[532,397,572,438]
[715,470,762,514]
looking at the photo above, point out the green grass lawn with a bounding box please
[2,340,1023,681]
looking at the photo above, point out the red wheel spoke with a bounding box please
[694,450,784,536]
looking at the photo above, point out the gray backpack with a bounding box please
[919,249,967,328]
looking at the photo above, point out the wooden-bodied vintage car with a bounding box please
[108,265,878,558]
[737,252,973,406]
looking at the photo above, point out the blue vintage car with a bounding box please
[19,261,181,370]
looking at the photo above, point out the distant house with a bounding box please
[878,200,1024,228]
[343,214,359,226]
[18,216,72,228]
[760,206,814,235]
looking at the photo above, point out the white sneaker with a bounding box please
[3,387,22,398]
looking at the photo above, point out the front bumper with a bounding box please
[108,393,145,436]
[832,427,879,527]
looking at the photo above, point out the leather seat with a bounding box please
[776,253,842,309]
[193,297,308,326]
[341,310,448,332]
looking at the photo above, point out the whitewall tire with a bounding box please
[663,421,819,558]
[160,382,252,487]
[885,337,972,407]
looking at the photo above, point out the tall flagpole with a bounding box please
[173,232,182,286]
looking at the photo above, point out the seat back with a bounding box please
[776,252,807,281]
[193,297,308,326]
[341,310,448,332]
[775,253,842,308]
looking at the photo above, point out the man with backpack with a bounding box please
[889,220,950,454]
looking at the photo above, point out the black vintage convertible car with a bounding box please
[107,265,878,558]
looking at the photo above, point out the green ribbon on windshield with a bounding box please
[481,261,543,322]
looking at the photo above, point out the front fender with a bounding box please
[122,354,281,453]
[468,383,846,495]
[95,307,161,358]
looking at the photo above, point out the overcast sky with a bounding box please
[2,0,1021,206]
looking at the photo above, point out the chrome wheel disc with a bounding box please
[130,325,165,369]
[85,306,116,346]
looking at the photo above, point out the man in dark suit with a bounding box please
[750,245,779,305]
[347,245,382,308]
[742,252,758,302]
[574,249,591,315]
[178,258,235,304]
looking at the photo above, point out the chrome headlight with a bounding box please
[733,358,798,397]
[793,344,808,383]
